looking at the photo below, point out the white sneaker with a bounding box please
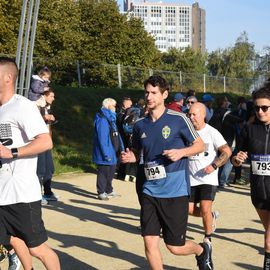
[212,210,220,232]
[107,192,121,198]
[98,193,109,201]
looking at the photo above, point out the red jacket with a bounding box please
[166,102,182,112]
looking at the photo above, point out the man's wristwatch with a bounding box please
[11,148,18,159]
[211,162,218,170]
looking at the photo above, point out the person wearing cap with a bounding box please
[202,94,214,122]
[166,92,185,112]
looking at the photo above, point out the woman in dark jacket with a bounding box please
[232,81,270,270]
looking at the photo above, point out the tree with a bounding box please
[228,31,255,78]
[0,0,20,55]
[160,47,207,74]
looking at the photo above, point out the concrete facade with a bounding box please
[125,0,205,52]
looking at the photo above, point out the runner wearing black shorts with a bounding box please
[121,76,214,270]
[188,103,231,245]
[232,81,270,270]
[0,57,60,270]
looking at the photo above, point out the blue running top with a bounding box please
[132,109,199,198]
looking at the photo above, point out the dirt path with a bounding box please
[1,173,263,269]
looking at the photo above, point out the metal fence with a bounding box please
[31,59,267,95]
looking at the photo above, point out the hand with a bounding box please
[0,145,12,159]
[120,148,136,163]
[163,149,185,162]
[234,151,248,164]
[44,114,55,121]
[203,164,215,174]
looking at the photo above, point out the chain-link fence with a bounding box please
[30,59,267,94]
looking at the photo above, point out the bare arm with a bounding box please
[163,137,204,162]
[214,144,232,167]
[0,133,52,159]
[204,144,232,174]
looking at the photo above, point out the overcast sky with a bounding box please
[117,0,269,53]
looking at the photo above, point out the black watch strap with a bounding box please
[11,148,18,159]
[211,162,218,170]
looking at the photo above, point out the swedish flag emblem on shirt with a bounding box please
[162,126,171,139]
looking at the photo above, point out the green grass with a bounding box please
[51,85,249,175]
[52,86,145,174]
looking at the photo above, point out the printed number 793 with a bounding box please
[257,162,270,170]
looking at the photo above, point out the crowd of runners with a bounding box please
[1,56,270,270]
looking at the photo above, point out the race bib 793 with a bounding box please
[251,154,270,176]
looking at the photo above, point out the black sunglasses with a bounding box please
[187,101,195,104]
[255,105,270,112]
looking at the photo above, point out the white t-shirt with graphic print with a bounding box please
[0,94,49,205]
[189,124,227,186]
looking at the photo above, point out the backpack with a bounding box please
[98,110,121,154]
[122,107,141,135]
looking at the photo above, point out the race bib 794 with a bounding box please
[144,161,166,181]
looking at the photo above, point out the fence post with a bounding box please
[18,0,34,96]
[117,63,122,89]
[15,0,28,93]
[76,61,81,87]
[203,74,206,93]
[179,71,182,85]
[25,0,40,95]
[223,76,226,93]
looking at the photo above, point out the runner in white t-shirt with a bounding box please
[0,57,60,270]
[188,102,232,245]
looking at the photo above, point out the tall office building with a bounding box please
[124,0,205,52]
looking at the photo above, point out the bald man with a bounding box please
[188,102,231,245]
[0,57,60,270]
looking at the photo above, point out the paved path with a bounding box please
[1,173,264,269]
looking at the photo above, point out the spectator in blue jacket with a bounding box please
[28,67,51,101]
[93,98,124,200]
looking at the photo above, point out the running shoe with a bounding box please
[129,176,136,183]
[196,242,213,270]
[0,245,7,263]
[43,193,58,201]
[98,193,109,201]
[8,252,21,270]
[107,192,120,198]
[41,196,48,206]
[212,210,220,233]
[203,237,212,246]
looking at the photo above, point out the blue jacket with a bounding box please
[92,108,124,165]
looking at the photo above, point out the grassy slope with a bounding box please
[52,86,145,174]
[52,86,246,175]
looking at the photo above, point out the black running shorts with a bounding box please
[141,194,188,246]
[251,196,270,211]
[189,184,217,203]
[0,201,48,248]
